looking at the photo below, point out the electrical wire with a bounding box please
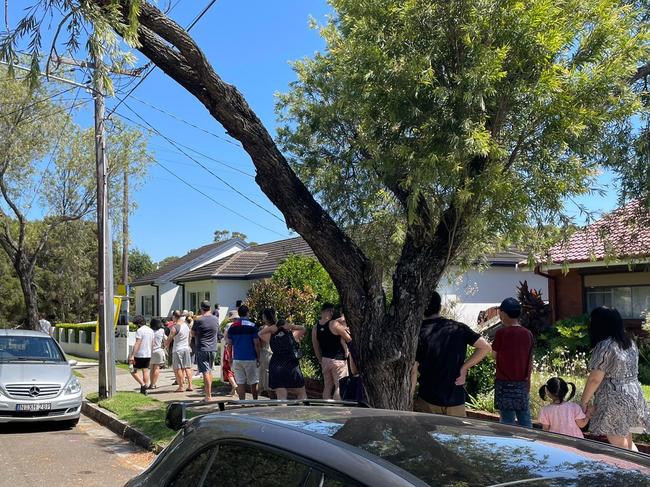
[129,95,242,149]
[0,85,78,120]
[119,102,285,222]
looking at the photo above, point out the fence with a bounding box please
[54,326,135,362]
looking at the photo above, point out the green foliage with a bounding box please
[272,255,339,308]
[213,229,249,243]
[277,0,650,265]
[126,248,156,281]
[536,315,590,361]
[465,354,496,398]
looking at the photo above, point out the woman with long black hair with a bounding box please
[581,306,650,450]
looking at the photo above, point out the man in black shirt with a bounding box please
[410,291,491,417]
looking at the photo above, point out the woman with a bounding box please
[581,306,650,450]
[258,308,275,396]
[148,318,166,389]
[222,317,238,396]
[259,312,307,400]
[166,310,194,393]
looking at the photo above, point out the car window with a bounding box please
[0,336,65,362]
[168,447,216,487]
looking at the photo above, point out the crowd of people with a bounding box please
[127,299,357,403]
[411,291,650,451]
[126,290,650,451]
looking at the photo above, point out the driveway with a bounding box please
[0,415,154,487]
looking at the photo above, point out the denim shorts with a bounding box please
[196,351,216,374]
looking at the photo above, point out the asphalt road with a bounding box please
[0,415,155,487]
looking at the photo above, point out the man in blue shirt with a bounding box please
[227,305,261,400]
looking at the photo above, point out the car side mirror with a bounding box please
[68,360,78,366]
[166,402,187,431]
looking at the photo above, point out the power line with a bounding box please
[155,160,287,237]
[0,85,78,120]
[129,95,242,149]
[118,102,285,222]
[0,97,91,124]
[107,0,219,118]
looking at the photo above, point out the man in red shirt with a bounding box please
[492,297,534,428]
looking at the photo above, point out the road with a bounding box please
[0,415,154,487]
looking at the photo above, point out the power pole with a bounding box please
[122,167,129,324]
[93,63,116,399]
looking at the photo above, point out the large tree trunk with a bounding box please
[100,2,470,409]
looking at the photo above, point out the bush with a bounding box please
[535,315,590,366]
[465,353,496,397]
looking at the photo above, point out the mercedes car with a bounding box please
[0,329,82,426]
[126,399,650,486]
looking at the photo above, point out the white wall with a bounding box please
[216,279,254,310]
[159,281,181,318]
[437,266,549,327]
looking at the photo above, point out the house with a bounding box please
[437,250,549,327]
[132,238,248,318]
[174,237,314,315]
[533,201,650,328]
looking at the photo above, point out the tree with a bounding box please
[0,72,152,329]
[272,255,339,308]
[157,255,180,269]
[4,1,648,408]
[213,228,252,243]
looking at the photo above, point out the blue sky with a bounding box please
[7,0,618,262]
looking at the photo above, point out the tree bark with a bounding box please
[101,1,471,409]
[16,264,39,329]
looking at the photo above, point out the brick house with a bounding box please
[534,201,650,328]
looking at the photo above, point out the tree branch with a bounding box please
[114,1,376,297]
[630,62,650,84]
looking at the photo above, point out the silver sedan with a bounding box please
[0,329,82,426]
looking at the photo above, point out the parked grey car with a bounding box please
[0,329,82,426]
[126,400,650,486]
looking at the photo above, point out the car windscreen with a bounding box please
[0,336,65,363]
[262,410,650,486]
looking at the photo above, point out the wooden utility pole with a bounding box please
[93,62,116,399]
[122,167,129,324]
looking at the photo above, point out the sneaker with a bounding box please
[140,385,148,395]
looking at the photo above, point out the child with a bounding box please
[538,377,589,438]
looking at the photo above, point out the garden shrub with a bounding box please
[535,315,590,364]
[465,352,496,397]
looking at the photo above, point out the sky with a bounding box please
[7,0,619,263]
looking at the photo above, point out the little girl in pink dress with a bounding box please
[538,377,589,438]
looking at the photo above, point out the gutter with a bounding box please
[179,282,186,310]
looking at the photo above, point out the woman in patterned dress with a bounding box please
[581,306,650,451]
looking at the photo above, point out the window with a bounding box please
[188,291,211,313]
[586,286,650,319]
[168,447,216,487]
[142,295,154,317]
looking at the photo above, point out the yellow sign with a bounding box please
[94,297,124,352]
[117,284,127,296]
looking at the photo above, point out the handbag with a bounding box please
[339,356,364,402]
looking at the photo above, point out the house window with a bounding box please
[142,295,154,317]
[187,291,211,313]
[586,286,650,319]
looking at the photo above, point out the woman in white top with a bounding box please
[149,318,166,389]
[166,312,194,392]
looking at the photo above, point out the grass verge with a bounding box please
[66,354,97,363]
[85,391,176,448]
[192,377,228,390]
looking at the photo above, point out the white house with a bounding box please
[174,237,314,316]
[437,250,549,327]
[132,238,248,318]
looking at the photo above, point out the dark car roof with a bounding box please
[192,406,650,486]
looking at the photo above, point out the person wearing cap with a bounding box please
[492,297,534,428]
[410,291,491,417]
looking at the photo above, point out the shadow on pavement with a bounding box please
[1,421,75,434]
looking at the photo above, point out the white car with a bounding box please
[0,329,82,426]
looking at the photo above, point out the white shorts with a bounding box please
[232,360,259,385]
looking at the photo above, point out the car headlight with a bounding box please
[64,376,81,395]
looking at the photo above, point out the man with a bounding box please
[227,305,261,400]
[212,303,221,321]
[129,315,154,395]
[312,303,351,400]
[492,297,534,428]
[410,291,491,417]
[192,300,221,401]
[38,314,52,336]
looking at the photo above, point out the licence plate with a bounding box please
[16,403,51,412]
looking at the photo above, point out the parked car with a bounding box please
[0,329,82,426]
[126,399,650,486]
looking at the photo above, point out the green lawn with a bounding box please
[86,391,176,448]
[192,377,227,390]
[65,353,97,363]
[642,384,650,401]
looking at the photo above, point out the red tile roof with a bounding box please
[546,201,650,264]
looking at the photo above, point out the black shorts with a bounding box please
[133,357,151,369]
